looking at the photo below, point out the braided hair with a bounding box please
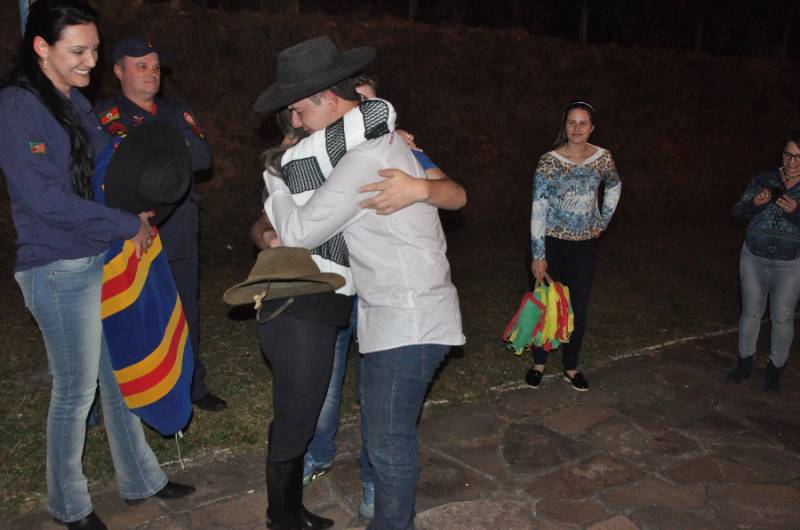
[3,0,98,200]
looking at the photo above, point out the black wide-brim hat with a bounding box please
[104,122,191,226]
[253,36,375,113]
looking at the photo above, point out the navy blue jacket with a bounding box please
[95,95,211,260]
[0,86,140,271]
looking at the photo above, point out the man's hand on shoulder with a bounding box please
[358,168,467,214]
[358,168,427,215]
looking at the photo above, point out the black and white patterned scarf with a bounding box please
[280,99,396,268]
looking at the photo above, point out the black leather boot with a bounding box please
[266,456,333,530]
[763,359,784,394]
[726,355,753,383]
[124,481,196,506]
[58,511,108,530]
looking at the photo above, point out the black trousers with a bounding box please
[169,255,207,400]
[257,292,352,463]
[533,236,598,371]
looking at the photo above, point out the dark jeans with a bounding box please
[532,236,597,371]
[257,292,353,463]
[169,255,207,400]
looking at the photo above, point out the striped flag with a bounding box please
[101,235,194,435]
[93,136,193,436]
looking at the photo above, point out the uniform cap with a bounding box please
[113,36,171,63]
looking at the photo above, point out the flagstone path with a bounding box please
[6,331,800,529]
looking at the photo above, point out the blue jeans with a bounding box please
[15,254,167,523]
[738,243,800,367]
[306,300,375,482]
[357,352,373,484]
[361,344,449,530]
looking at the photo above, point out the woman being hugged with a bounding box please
[528,100,621,391]
[0,2,192,529]
[728,129,800,393]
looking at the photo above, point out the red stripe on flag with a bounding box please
[101,252,140,302]
[118,313,185,396]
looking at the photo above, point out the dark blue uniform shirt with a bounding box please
[95,95,212,260]
[0,86,140,271]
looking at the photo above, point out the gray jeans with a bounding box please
[738,243,800,367]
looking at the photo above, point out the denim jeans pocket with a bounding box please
[48,255,96,275]
[416,344,449,382]
[14,269,35,311]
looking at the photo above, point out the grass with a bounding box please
[9,172,744,527]
[0,209,744,522]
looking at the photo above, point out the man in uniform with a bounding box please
[96,37,226,412]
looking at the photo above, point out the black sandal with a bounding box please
[563,371,589,391]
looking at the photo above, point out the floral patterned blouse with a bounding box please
[530,145,622,260]
[732,168,800,261]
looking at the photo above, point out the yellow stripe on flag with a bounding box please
[101,236,162,319]
[122,321,187,409]
[103,240,135,283]
[114,294,182,384]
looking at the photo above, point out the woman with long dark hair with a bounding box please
[0,2,193,528]
[527,100,622,391]
[248,105,349,530]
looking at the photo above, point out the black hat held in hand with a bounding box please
[104,121,191,226]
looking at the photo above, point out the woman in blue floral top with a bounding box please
[727,128,800,393]
[528,100,621,391]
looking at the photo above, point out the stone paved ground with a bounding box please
[5,331,800,530]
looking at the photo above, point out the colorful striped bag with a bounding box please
[503,275,574,354]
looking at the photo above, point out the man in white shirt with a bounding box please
[255,36,466,530]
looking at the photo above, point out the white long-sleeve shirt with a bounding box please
[265,133,465,353]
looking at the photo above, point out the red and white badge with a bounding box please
[107,122,128,137]
[184,112,205,138]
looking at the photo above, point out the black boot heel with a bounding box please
[726,355,753,383]
[763,360,784,394]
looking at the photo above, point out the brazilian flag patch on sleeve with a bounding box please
[29,142,46,154]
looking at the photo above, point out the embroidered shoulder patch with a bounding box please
[100,107,120,125]
[29,142,46,154]
[107,121,128,137]
[183,112,205,139]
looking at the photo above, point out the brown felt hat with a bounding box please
[254,36,375,113]
[223,247,345,305]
